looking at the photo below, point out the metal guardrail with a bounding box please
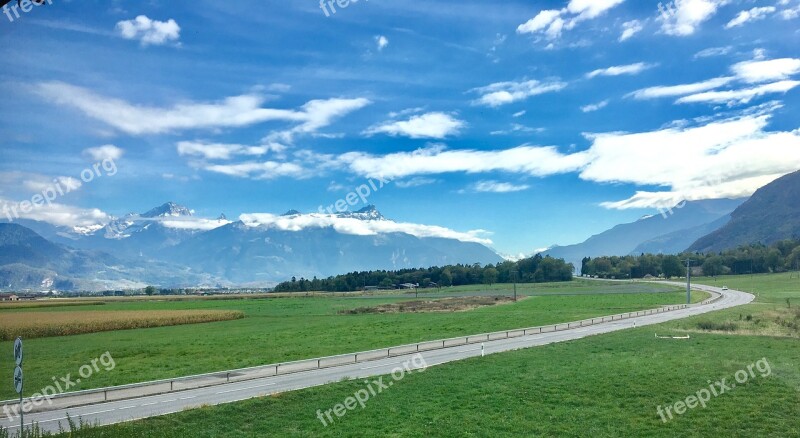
[2,288,722,414]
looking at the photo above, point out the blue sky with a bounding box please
[1,0,799,256]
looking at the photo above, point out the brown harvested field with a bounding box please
[0,310,244,340]
[340,296,522,314]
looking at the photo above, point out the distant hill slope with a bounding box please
[689,170,800,253]
[0,223,220,291]
[632,215,731,255]
[545,198,744,269]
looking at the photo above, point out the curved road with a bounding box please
[1,283,754,434]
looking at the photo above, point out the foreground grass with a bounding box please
[664,272,800,338]
[0,310,244,341]
[34,321,800,437]
[0,281,691,401]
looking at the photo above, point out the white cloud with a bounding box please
[676,80,800,105]
[471,80,567,107]
[517,0,625,40]
[517,9,565,39]
[567,0,626,20]
[0,172,83,197]
[581,100,609,112]
[628,57,800,105]
[328,112,800,211]
[781,2,800,19]
[116,15,180,46]
[470,180,531,193]
[694,46,733,58]
[364,112,465,139]
[176,141,284,160]
[725,6,776,28]
[157,217,232,231]
[375,35,389,51]
[586,62,656,79]
[582,114,800,209]
[619,20,644,41]
[660,0,729,36]
[732,58,800,83]
[338,144,589,180]
[203,161,306,180]
[513,110,527,118]
[0,196,110,228]
[35,81,370,136]
[82,145,124,161]
[628,77,735,99]
[395,177,438,188]
[490,124,545,136]
[239,213,493,245]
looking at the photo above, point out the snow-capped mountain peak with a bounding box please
[141,202,193,218]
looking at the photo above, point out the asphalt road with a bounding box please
[0,283,753,434]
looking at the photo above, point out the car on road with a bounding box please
[722,286,729,291]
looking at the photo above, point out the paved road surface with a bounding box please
[0,283,753,434]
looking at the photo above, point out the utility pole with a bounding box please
[682,259,693,304]
[511,270,518,302]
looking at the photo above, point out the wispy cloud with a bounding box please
[35,82,370,136]
[619,20,644,41]
[469,180,531,193]
[363,112,465,139]
[176,141,284,160]
[471,80,567,107]
[725,6,776,28]
[581,100,609,112]
[517,0,626,40]
[694,46,733,58]
[82,145,124,161]
[586,62,656,79]
[628,77,735,99]
[676,80,800,105]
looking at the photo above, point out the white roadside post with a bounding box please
[13,337,24,433]
[481,343,485,357]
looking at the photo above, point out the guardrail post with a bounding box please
[104,390,107,402]
[170,381,173,391]
[226,373,230,383]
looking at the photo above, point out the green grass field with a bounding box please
[0,281,692,402]
[27,274,797,437]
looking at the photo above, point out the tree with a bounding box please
[702,257,724,277]
[483,268,498,285]
[661,256,684,279]
[440,269,453,287]
[144,286,158,296]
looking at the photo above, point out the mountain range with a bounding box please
[544,198,746,269]
[689,170,800,253]
[0,205,502,291]
[546,169,800,271]
[3,169,799,291]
